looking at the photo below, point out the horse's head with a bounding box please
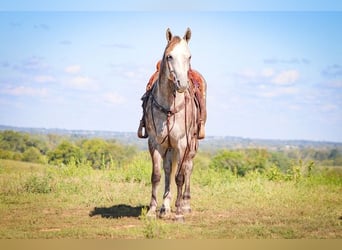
[163,28,192,93]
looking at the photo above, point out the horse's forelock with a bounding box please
[165,36,182,54]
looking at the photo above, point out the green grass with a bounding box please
[0,159,341,239]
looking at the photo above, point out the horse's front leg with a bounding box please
[147,141,162,218]
[174,145,186,220]
[175,165,185,220]
[181,158,193,213]
[182,138,198,214]
[159,148,173,218]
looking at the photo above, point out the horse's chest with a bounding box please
[149,113,186,144]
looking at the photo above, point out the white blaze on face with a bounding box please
[168,39,191,92]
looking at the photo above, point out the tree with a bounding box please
[81,138,110,169]
[47,141,83,166]
[0,130,29,153]
[80,138,138,169]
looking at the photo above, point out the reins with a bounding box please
[150,84,196,180]
[148,37,197,176]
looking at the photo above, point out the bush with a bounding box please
[22,147,46,164]
[109,151,151,183]
[24,173,55,194]
[209,149,270,176]
[265,164,284,181]
[0,149,22,161]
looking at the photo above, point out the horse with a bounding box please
[143,28,201,220]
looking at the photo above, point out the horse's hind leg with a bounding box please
[147,142,162,218]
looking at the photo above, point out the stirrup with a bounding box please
[198,122,205,140]
[137,120,148,138]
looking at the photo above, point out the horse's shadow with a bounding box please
[89,204,148,219]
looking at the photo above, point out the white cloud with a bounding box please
[271,70,299,85]
[1,86,48,97]
[234,69,258,79]
[109,63,150,82]
[13,56,50,72]
[34,75,56,83]
[261,68,275,78]
[103,92,125,105]
[325,79,342,88]
[65,65,81,74]
[259,87,299,98]
[67,76,97,90]
[320,104,338,112]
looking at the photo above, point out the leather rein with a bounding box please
[150,60,195,152]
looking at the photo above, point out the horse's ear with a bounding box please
[166,28,173,43]
[183,27,191,43]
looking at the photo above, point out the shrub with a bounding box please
[22,147,46,164]
[209,149,271,176]
[265,164,285,181]
[24,173,55,194]
[109,151,151,183]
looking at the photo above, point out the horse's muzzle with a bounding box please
[176,80,189,93]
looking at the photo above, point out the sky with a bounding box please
[0,1,342,142]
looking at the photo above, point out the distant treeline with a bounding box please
[0,130,137,169]
[0,130,341,175]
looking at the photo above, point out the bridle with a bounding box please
[166,57,179,90]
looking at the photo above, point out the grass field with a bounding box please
[0,158,341,239]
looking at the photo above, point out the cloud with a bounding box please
[34,75,56,83]
[1,86,48,97]
[232,68,302,100]
[320,104,338,112]
[102,92,125,105]
[321,64,342,78]
[67,76,97,90]
[13,56,49,73]
[234,68,300,86]
[259,87,299,98]
[261,68,275,78]
[109,63,149,82]
[65,65,81,74]
[264,57,310,64]
[271,70,299,85]
[325,79,342,88]
[1,61,10,68]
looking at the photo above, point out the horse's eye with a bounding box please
[189,55,192,60]
[166,55,173,61]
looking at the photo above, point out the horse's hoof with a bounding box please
[159,211,172,219]
[182,207,192,214]
[159,208,172,219]
[174,214,185,223]
[146,210,157,219]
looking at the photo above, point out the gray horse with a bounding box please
[142,28,204,220]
